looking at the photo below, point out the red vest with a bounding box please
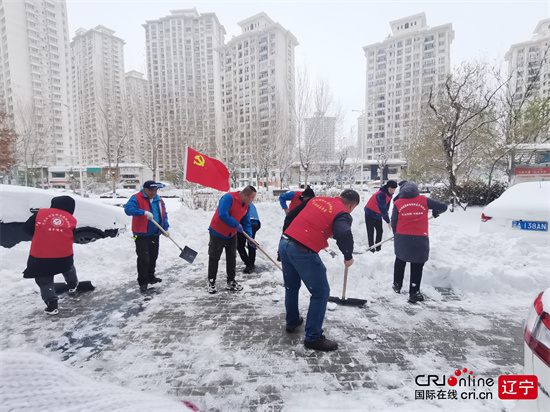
[289,191,303,210]
[210,192,249,238]
[29,208,76,258]
[131,192,167,234]
[394,196,429,236]
[366,190,391,214]
[284,197,349,252]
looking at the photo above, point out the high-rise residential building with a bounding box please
[144,9,225,177]
[70,25,125,167]
[505,18,550,106]
[125,70,149,165]
[362,13,454,161]
[304,114,336,160]
[0,0,71,167]
[217,12,298,169]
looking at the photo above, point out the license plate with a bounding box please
[512,221,548,231]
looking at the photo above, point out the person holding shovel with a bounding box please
[279,189,360,352]
[391,181,447,303]
[364,180,397,252]
[125,180,169,293]
[207,186,257,294]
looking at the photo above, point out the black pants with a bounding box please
[135,235,160,286]
[365,213,383,251]
[237,223,260,267]
[208,233,237,283]
[34,265,78,304]
[393,257,424,294]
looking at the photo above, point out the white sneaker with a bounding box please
[207,280,217,294]
[226,281,243,292]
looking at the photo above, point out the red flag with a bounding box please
[184,147,230,192]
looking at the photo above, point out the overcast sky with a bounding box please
[65,0,549,133]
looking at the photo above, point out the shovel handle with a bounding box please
[367,216,435,251]
[342,266,348,300]
[149,218,183,251]
[242,231,283,272]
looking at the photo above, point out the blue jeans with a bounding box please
[278,238,330,342]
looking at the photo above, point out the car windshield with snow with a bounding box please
[0,185,130,248]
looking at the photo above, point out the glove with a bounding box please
[144,211,154,221]
[247,239,257,249]
[163,230,170,238]
[236,224,244,233]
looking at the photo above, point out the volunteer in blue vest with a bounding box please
[125,180,169,293]
[279,189,360,352]
[279,187,309,214]
[364,180,398,252]
[207,185,257,294]
[22,196,79,315]
[391,181,447,303]
[237,202,261,274]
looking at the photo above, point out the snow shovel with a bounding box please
[242,231,283,272]
[54,281,95,295]
[150,219,198,264]
[367,216,435,252]
[328,266,368,307]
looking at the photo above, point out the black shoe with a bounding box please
[226,280,243,292]
[408,291,425,303]
[149,276,162,284]
[392,283,402,294]
[140,284,148,293]
[44,300,59,315]
[304,335,338,351]
[207,279,217,294]
[369,248,375,254]
[286,316,304,333]
[243,265,254,274]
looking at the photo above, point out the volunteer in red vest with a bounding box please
[279,186,310,214]
[279,189,360,352]
[23,196,79,315]
[391,181,447,303]
[364,180,397,252]
[125,180,169,293]
[207,186,257,294]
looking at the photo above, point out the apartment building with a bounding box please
[505,18,550,105]
[143,9,225,177]
[362,13,454,161]
[217,12,298,169]
[125,70,149,165]
[0,0,71,166]
[70,25,125,167]
[304,114,336,160]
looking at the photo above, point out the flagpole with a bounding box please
[183,146,188,201]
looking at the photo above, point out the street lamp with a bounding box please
[352,109,366,192]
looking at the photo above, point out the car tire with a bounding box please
[74,228,104,244]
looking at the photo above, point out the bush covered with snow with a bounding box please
[431,181,507,206]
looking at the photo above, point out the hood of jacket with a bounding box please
[398,182,420,199]
[50,196,76,215]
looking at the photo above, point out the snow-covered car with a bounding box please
[0,185,129,248]
[480,181,549,242]
[513,289,550,412]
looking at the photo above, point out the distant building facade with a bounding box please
[125,70,149,166]
[304,114,336,160]
[0,0,71,166]
[362,13,454,161]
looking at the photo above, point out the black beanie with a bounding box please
[50,196,76,215]
[386,180,398,188]
[301,186,315,198]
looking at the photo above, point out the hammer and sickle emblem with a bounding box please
[194,155,205,167]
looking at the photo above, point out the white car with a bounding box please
[480,181,549,243]
[0,184,129,247]
[514,288,550,411]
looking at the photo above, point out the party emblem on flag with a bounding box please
[184,147,230,192]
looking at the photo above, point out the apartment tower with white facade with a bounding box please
[70,25,125,167]
[362,13,454,162]
[125,70,149,165]
[505,18,550,108]
[0,0,71,167]
[217,12,298,171]
[304,114,336,161]
[143,9,225,177]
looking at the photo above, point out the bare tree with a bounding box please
[0,109,18,179]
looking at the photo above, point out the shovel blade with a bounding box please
[180,246,198,263]
[328,296,368,307]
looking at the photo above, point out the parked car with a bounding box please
[513,288,550,411]
[480,181,549,243]
[0,185,129,248]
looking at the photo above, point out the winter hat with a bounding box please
[143,180,165,190]
[50,196,75,215]
[301,186,315,199]
[386,180,398,189]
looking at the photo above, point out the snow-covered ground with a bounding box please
[1,190,549,411]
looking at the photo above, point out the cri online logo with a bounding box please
[415,367,494,388]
